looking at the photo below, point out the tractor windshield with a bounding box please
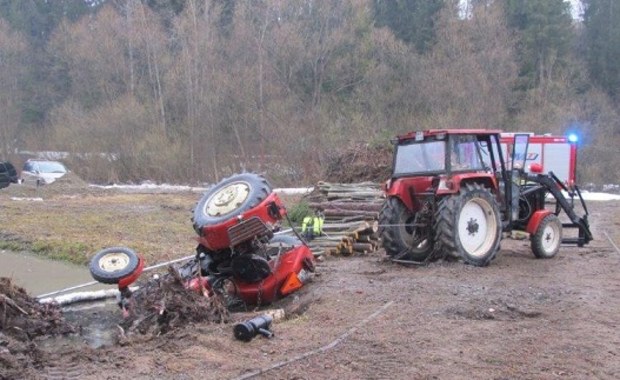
[449,135,487,172]
[393,140,446,176]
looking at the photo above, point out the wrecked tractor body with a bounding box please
[89,173,315,315]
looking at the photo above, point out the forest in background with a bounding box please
[0,0,618,186]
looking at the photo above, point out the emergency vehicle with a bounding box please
[499,133,578,185]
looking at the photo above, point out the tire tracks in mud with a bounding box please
[603,231,620,255]
[43,363,84,380]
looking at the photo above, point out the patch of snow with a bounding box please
[89,183,208,193]
[575,192,620,201]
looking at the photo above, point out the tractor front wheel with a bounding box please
[379,197,433,262]
[434,183,501,267]
[531,214,562,259]
[89,247,141,284]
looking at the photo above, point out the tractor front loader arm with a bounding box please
[525,171,593,247]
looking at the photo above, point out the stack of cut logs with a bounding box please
[303,181,384,256]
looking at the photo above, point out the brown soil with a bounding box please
[1,197,619,379]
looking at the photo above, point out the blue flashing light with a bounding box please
[567,133,578,143]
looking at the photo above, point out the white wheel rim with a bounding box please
[541,221,560,253]
[458,198,497,258]
[205,181,250,217]
[98,252,130,273]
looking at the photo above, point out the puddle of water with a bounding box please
[35,299,122,349]
[0,249,111,297]
[65,299,122,348]
[1,249,125,348]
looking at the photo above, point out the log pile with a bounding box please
[302,182,384,256]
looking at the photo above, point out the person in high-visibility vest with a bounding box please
[301,208,324,241]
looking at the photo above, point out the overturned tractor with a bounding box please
[89,173,315,315]
[380,130,593,266]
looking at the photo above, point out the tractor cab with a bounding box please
[391,130,501,177]
[386,130,505,212]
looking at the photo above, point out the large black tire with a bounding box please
[434,183,501,267]
[192,173,272,233]
[89,247,140,284]
[379,197,434,261]
[531,214,562,259]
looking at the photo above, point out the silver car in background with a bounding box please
[21,159,68,185]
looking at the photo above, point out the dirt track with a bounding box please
[2,200,620,380]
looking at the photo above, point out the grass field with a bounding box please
[0,181,307,266]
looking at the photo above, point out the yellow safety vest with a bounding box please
[302,215,324,235]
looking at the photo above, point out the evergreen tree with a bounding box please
[583,0,620,100]
[372,0,444,53]
[504,0,573,90]
[0,0,98,47]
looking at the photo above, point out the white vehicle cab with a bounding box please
[21,159,68,185]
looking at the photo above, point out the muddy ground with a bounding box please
[1,196,620,379]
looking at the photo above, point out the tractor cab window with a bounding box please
[449,135,486,172]
[393,140,445,176]
[479,136,503,172]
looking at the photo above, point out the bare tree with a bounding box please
[418,2,518,130]
[0,19,27,158]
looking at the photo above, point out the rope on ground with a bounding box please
[232,300,394,380]
[604,231,620,255]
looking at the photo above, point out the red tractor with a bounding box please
[380,130,593,266]
[89,173,315,313]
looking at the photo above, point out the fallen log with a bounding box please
[323,209,378,218]
[308,201,383,212]
[352,243,374,253]
[311,235,348,242]
[356,234,376,243]
[38,287,140,306]
[322,222,373,232]
[351,220,379,235]
[326,192,383,201]
[341,215,374,223]
[340,245,353,256]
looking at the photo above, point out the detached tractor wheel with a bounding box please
[379,197,433,262]
[531,214,562,259]
[192,173,271,233]
[89,247,140,284]
[434,183,501,267]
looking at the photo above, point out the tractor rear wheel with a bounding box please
[379,197,433,262]
[434,183,501,267]
[192,173,271,233]
[531,214,562,259]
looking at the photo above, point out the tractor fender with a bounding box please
[526,209,554,235]
[436,173,497,195]
[384,177,434,212]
